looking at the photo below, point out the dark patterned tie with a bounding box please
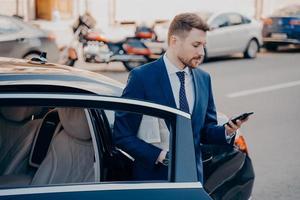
[176,71,190,113]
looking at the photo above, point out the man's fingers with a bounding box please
[235,120,242,128]
[228,120,238,130]
[224,124,235,135]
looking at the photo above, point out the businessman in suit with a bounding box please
[113,13,248,183]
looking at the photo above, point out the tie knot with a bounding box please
[176,71,185,84]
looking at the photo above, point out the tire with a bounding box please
[244,39,259,59]
[264,44,278,51]
[123,61,146,71]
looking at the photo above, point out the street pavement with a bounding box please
[77,49,300,199]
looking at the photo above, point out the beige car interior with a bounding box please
[0,106,95,187]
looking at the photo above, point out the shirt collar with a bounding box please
[163,53,191,76]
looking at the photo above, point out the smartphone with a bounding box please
[224,112,254,126]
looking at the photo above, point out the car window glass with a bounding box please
[0,105,172,189]
[0,106,97,188]
[210,14,229,28]
[228,14,243,26]
[242,16,251,24]
[0,18,22,34]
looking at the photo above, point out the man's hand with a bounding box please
[224,118,248,137]
[156,150,168,164]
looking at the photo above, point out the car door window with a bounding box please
[210,14,230,28]
[228,14,243,26]
[0,106,98,188]
[242,16,251,24]
[0,105,174,187]
[0,18,21,34]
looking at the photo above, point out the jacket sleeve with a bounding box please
[113,69,162,169]
[201,75,227,145]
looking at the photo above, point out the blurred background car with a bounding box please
[154,12,263,61]
[197,11,263,60]
[262,4,300,51]
[0,15,59,62]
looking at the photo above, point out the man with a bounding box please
[113,13,247,183]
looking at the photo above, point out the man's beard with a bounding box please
[178,55,204,68]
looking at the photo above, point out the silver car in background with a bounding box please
[0,15,59,62]
[154,11,263,61]
[198,11,263,60]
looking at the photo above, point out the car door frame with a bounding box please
[0,93,210,200]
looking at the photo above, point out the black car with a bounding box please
[0,57,254,199]
[263,4,300,51]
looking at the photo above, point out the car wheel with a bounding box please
[23,52,41,60]
[264,44,278,51]
[244,39,259,59]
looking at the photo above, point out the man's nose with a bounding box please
[198,46,205,56]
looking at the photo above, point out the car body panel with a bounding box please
[0,57,124,96]
[0,182,209,200]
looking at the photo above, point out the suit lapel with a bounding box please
[153,57,176,131]
[191,69,201,119]
[156,57,176,108]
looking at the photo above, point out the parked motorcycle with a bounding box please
[68,13,165,71]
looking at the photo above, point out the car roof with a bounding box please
[0,57,124,96]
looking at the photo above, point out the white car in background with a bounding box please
[154,12,263,60]
[198,11,263,60]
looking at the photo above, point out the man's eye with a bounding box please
[193,45,200,48]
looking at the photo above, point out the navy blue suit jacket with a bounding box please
[113,57,227,182]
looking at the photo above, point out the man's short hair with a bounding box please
[168,12,209,44]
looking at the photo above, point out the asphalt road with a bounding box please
[77,49,300,199]
[202,50,300,200]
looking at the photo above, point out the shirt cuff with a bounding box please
[225,129,235,143]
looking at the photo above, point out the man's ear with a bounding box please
[169,35,178,46]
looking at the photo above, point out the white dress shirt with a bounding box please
[163,54,195,113]
[162,53,234,142]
